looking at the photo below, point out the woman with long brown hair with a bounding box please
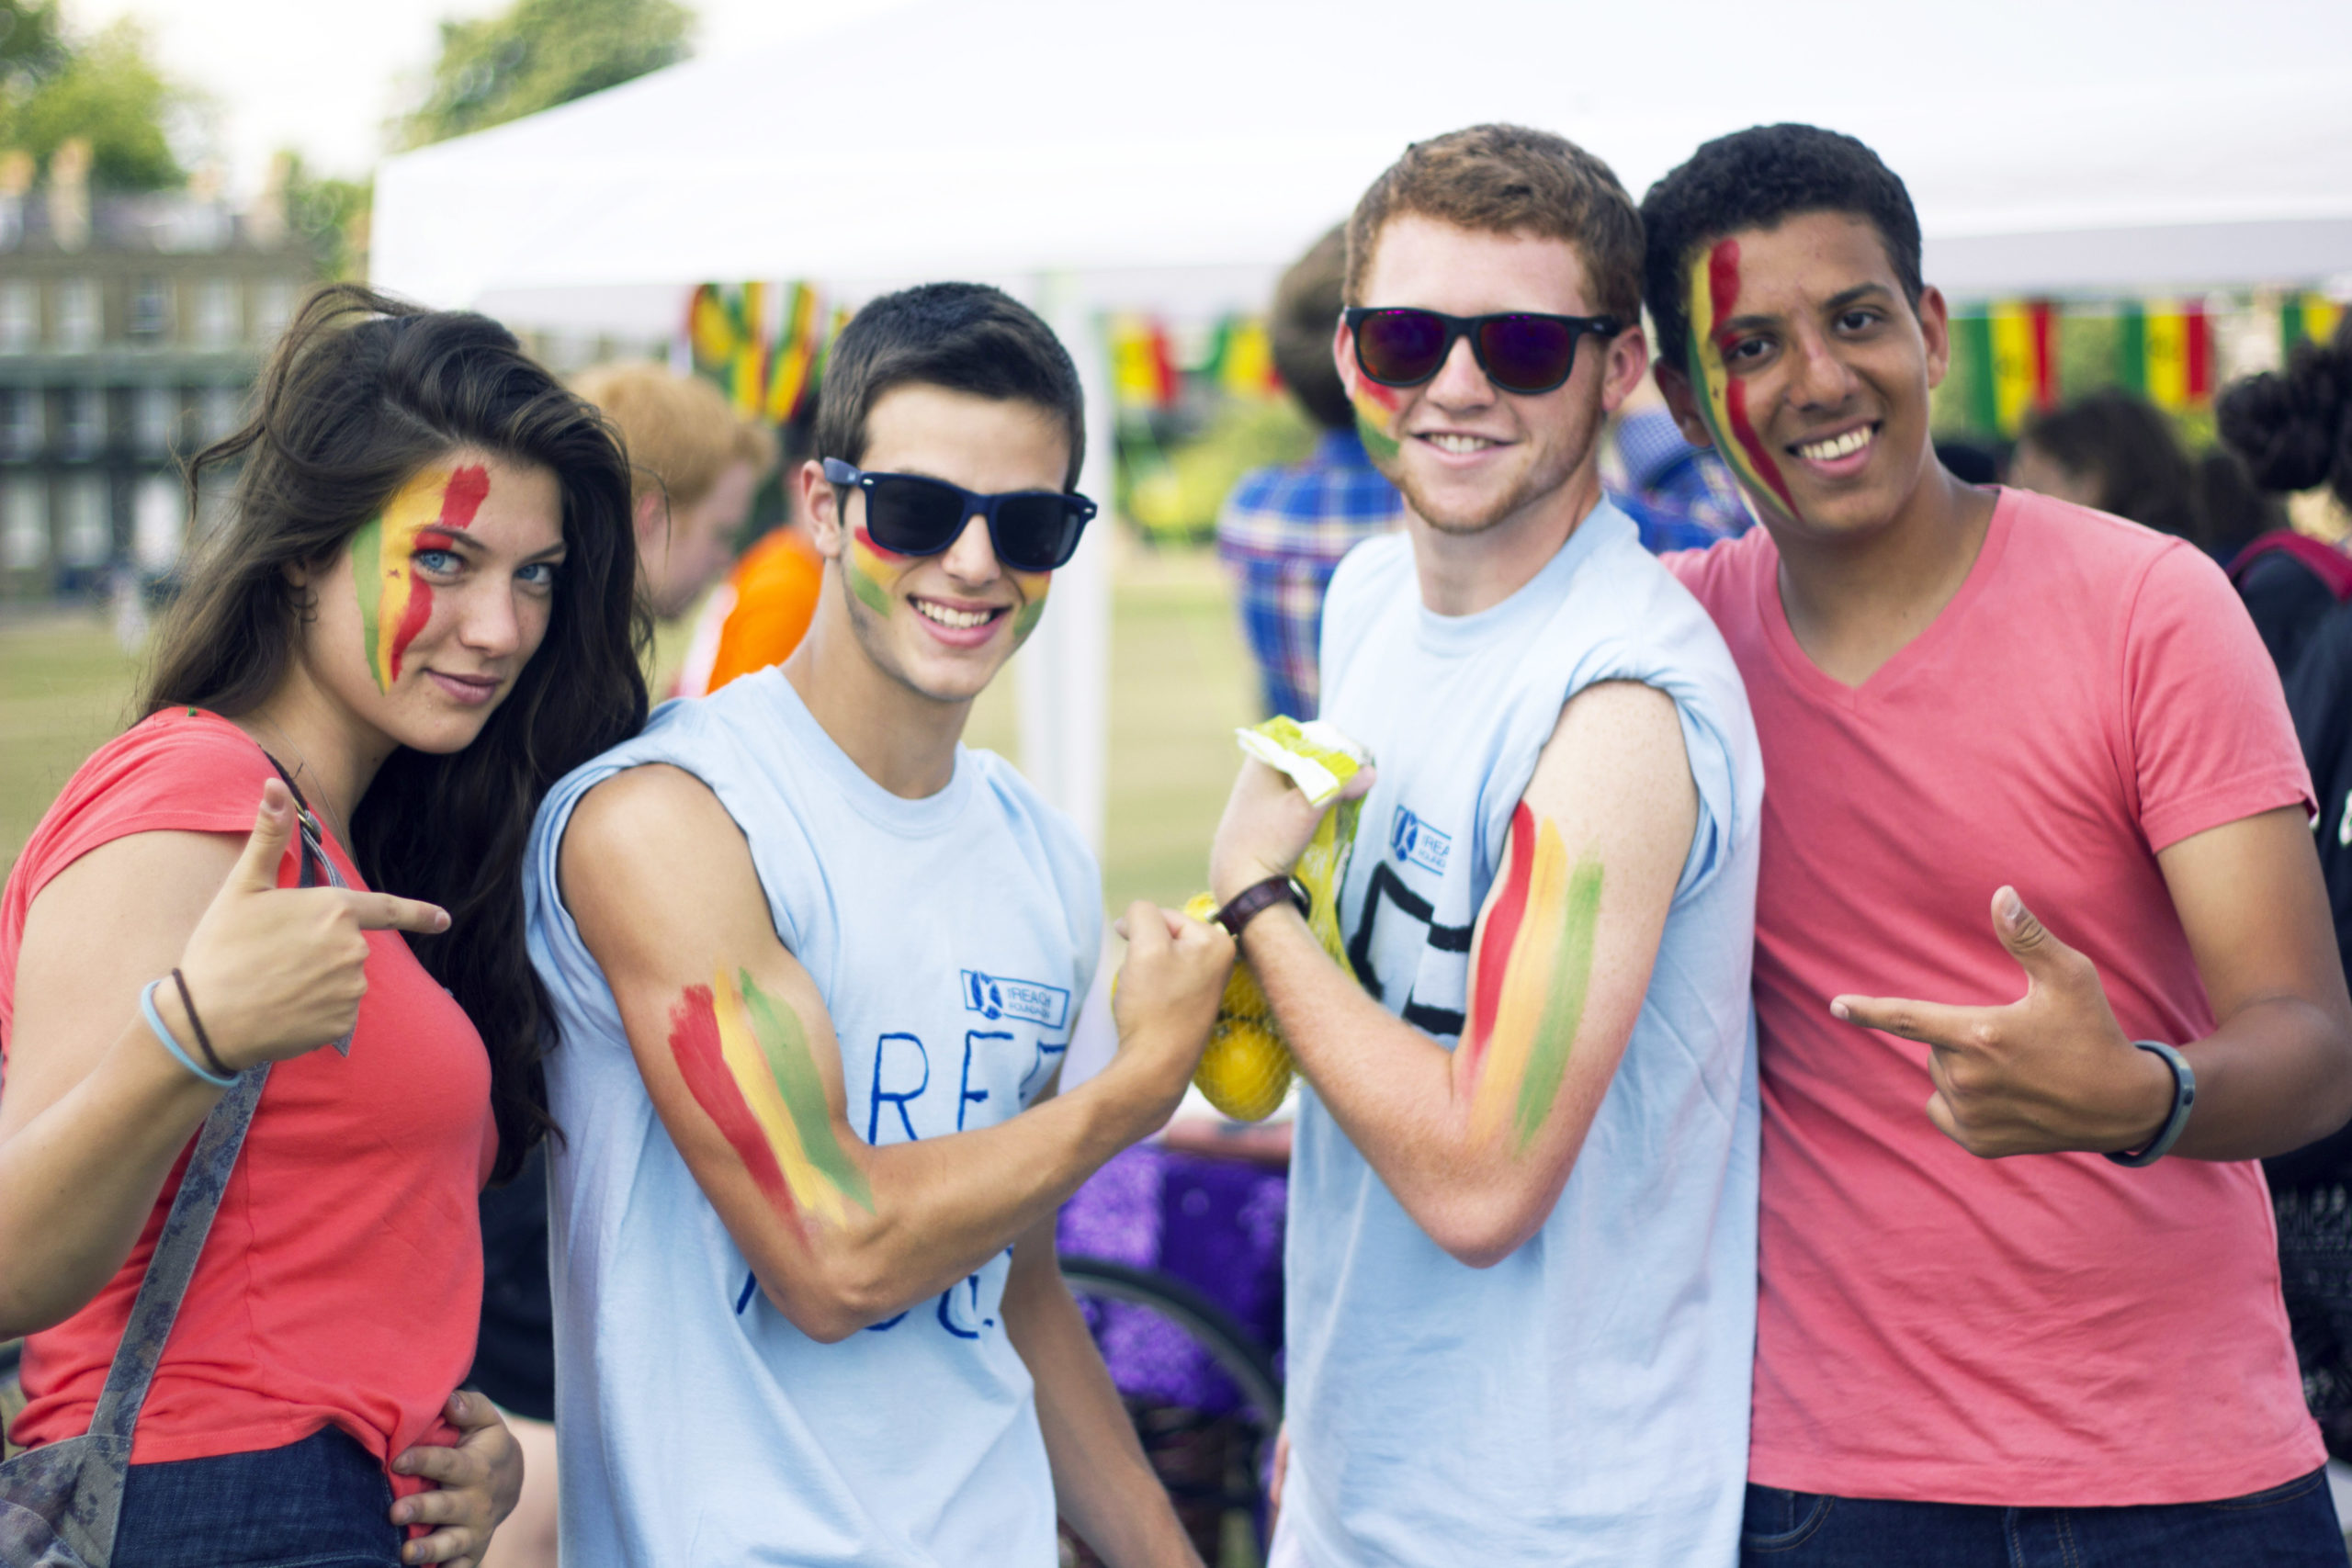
[0,285,647,1566]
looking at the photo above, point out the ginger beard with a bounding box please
[1350,345,1599,538]
[1686,239,1804,527]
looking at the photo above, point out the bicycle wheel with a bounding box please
[1059,1256,1280,1568]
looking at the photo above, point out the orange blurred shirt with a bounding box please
[673,527,824,698]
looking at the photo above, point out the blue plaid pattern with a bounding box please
[1217,430,1408,719]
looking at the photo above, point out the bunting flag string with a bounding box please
[1954,299,2059,435]
[2284,291,2345,358]
[2118,299,2211,412]
[684,281,834,425]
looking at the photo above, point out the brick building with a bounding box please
[0,151,322,599]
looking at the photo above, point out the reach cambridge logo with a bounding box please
[961,970,1072,1030]
[1391,806,1452,877]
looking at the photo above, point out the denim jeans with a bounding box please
[113,1426,402,1568]
[1741,1472,2349,1567]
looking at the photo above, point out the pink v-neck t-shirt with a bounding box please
[1668,487,2323,1506]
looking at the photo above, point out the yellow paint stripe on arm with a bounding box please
[711,972,851,1229]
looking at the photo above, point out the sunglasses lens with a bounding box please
[862,476,967,555]
[992,494,1086,572]
[1476,315,1580,393]
[1356,310,1451,385]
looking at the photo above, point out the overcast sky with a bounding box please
[65,0,915,192]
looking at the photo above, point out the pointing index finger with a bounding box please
[1829,993,1985,1051]
[344,889,452,934]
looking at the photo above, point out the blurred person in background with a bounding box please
[2012,390,2322,666]
[672,416,827,699]
[0,287,648,1567]
[1213,124,1763,1568]
[1606,373,1751,546]
[1216,225,1408,721]
[1650,124,2352,1564]
[2218,318,2352,1461]
[574,361,779,622]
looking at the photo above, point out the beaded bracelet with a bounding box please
[140,977,236,1089]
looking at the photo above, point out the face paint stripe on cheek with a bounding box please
[357,463,492,691]
[1691,241,1800,518]
[844,525,900,617]
[1351,378,1402,463]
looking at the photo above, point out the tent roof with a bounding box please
[374,0,2352,318]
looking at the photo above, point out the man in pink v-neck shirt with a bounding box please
[1645,124,2352,1565]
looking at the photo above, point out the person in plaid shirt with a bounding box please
[1217,226,1408,721]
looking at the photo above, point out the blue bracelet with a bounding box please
[2104,1041,2195,1167]
[140,977,235,1089]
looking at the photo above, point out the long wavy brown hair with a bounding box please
[141,284,650,1181]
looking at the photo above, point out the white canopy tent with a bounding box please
[373,0,2352,848]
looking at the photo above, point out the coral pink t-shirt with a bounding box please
[1669,488,2324,1506]
[0,708,497,1498]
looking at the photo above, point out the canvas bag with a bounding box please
[0,758,342,1566]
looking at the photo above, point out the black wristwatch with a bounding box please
[1212,874,1311,938]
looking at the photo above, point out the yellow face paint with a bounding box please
[348,464,491,692]
[1686,239,1800,522]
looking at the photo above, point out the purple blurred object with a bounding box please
[1057,1145,1286,1414]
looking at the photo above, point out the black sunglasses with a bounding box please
[822,458,1097,573]
[1344,307,1622,396]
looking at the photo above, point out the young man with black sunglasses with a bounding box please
[1647,125,2352,1564]
[1208,124,1764,1566]
[520,283,1230,1566]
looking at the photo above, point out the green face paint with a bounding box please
[349,514,386,684]
[844,523,901,618]
[1352,380,1403,464]
[1012,598,1046,643]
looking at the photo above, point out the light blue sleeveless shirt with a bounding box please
[1283,503,1762,1568]
[523,670,1101,1568]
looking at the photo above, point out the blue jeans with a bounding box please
[113,1426,402,1568]
[1741,1473,2348,1567]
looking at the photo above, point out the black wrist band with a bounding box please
[170,966,233,1079]
[2104,1041,2195,1167]
[1213,875,1310,938]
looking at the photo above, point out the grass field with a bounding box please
[0,546,1258,914]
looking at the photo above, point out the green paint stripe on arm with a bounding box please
[1513,852,1603,1150]
[739,970,876,1210]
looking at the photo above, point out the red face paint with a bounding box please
[1707,241,1800,516]
[667,985,800,1224]
[1467,801,1537,1074]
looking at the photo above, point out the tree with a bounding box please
[0,17,189,190]
[0,0,69,94]
[278,153,372,280]
[397,0,692,151]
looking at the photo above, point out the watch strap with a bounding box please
[2104,1041,2195,1167]
[1213,875,1309,938]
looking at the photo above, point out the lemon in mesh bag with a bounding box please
[1183,717,1369,1122]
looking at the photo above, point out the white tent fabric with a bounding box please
[372,0,2352,846]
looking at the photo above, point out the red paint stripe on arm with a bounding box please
[1467,802,1537,1071]
[667,985,799,1220]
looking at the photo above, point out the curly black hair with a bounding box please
[2219,316,2352,508]
[1639,124,1923,376]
